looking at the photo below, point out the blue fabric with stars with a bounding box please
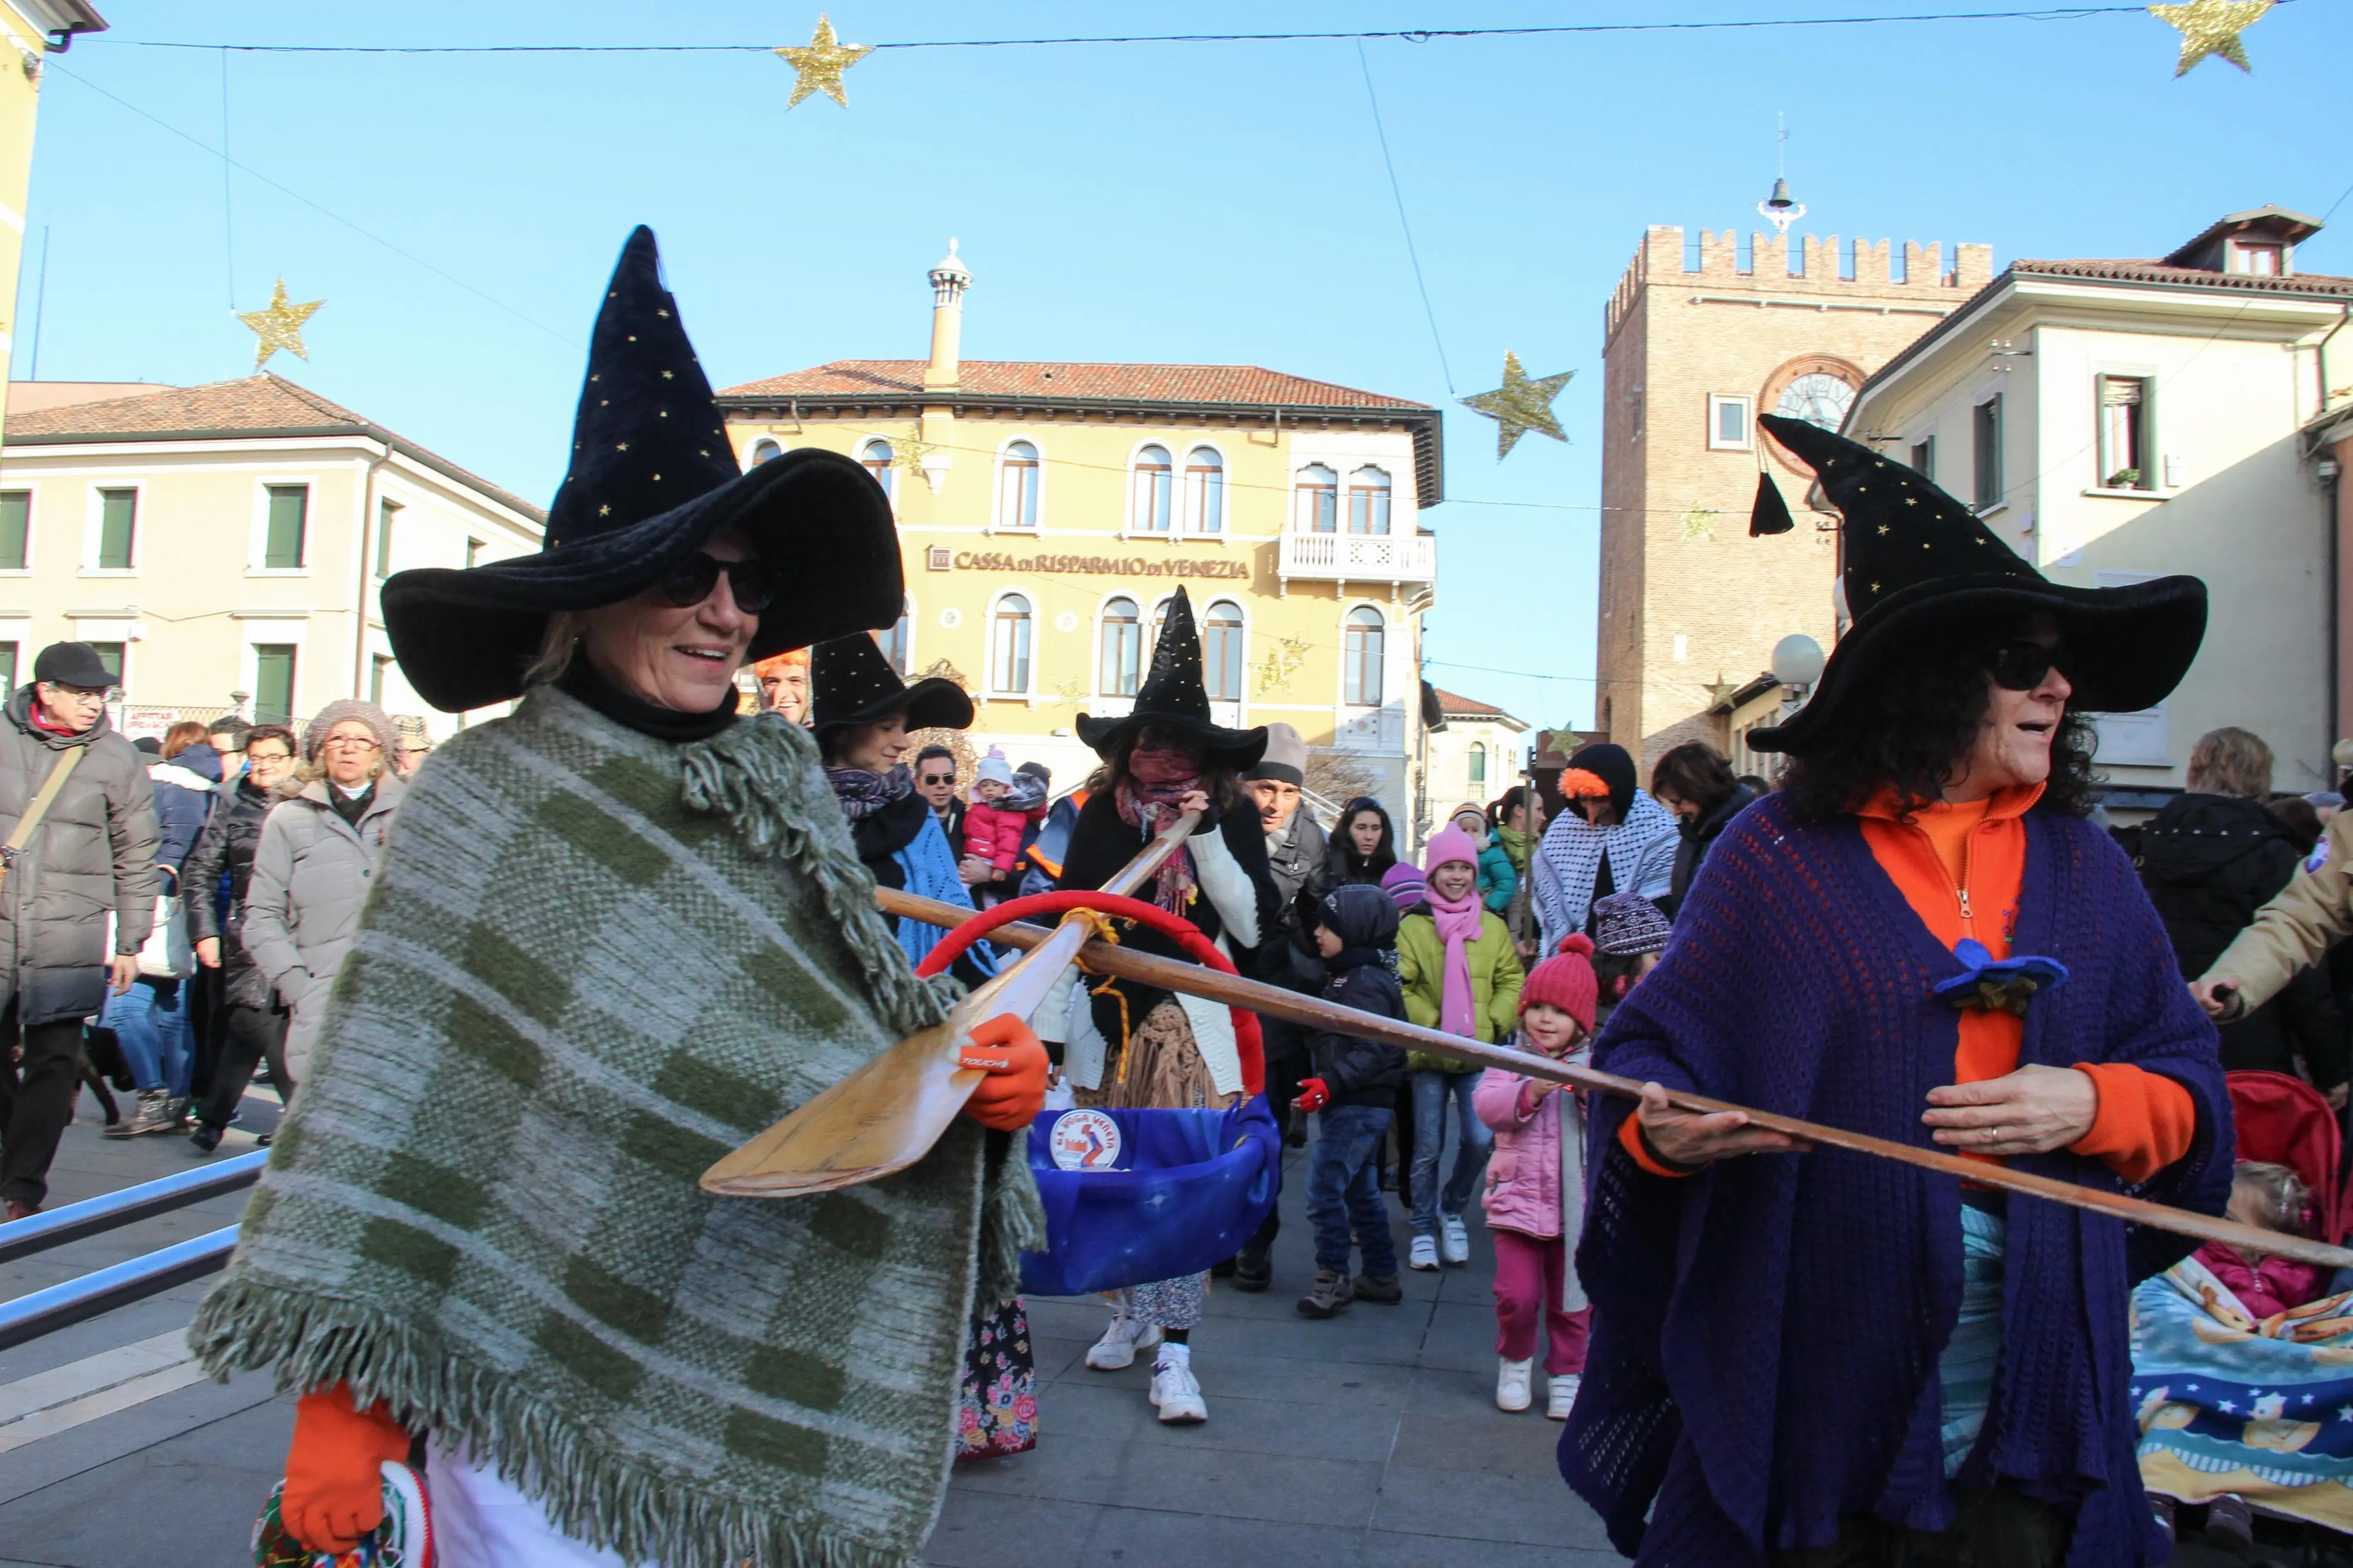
[2132,1253,2353,1527]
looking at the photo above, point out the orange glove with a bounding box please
[959,1013,1050,1132]
[281,1383,410,1554]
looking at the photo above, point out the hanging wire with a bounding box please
[219,46,235,313]
[1356,39,1453,394]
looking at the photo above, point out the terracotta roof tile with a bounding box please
[720,360,1434,411]
[5,373,544,523]
[2011,259,2353,297]
[1434,687,1523,722]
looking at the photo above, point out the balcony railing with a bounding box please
[1275,531,1437,596]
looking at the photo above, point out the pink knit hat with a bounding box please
[1422,823,1479,876]
[1519,933,1598,1033]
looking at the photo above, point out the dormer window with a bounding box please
[2229,241,2282,276]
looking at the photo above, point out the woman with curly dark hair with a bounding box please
[1562,413,2231,1567]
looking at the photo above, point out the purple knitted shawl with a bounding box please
[1563,792,2229,1567]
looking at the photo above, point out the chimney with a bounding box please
[924,238,970,392]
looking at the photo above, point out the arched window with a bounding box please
[1344,607,1385,706]
[874,595,911,676]
[1099,596,1142,697]
[1203,600,1245,702]
[1183,447,1224,535]
[749,438,783,465]
[1132,445,1174,533]
[1468,742,1487,785]
[991,592,1033,693]
[859,438,894,499]
[997,441,1039,530]
[1347,466,1392,535]
[1295,465,1338,533]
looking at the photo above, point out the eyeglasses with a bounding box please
[246,750,294,765]
[658,552,776,613]
[1985,640,2063,692]
[322,735,382,753]
[919,771,957,786]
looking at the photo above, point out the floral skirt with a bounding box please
[955,1297,1038,1462]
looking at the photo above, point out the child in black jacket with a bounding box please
[1296,883,1409,1319]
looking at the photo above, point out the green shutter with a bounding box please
[85,643,124,683]
[0,493,27,571]
[0,642,16,693]
[265,486,308,569]
[254,645,297,723]
[98,490,136,569]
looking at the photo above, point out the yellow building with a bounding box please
[0,1,106,439]
[718,243,1445,814]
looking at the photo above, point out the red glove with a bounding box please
[1295,1077,1331,1114]
[281,1383,410,1554]
[959,1014,1050,1132]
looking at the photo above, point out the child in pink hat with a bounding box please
[1473,934,1598,1420]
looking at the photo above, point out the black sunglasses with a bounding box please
[1985,639,2063,692]
[658,552,776,613]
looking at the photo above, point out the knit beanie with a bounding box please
[975,747,1014,789]
[1594,891,1673,957]
[302,698,398,763]
[1379,862,1427,914]
[1519,933,1598,1033]
[1422,823,1479,878]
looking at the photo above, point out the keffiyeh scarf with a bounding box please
[1531,790,1677,949]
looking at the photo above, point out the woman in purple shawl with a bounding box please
[1564,415,2231,1567]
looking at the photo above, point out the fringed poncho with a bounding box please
[1564,792,2230,1567]
[191,686,1042,1568]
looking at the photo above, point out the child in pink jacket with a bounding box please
[1473,935,1598,1420]
[959,750,1045,905]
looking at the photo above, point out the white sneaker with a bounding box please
[1547,1373,1582,1420]
[1440,1214,1471,1266]
[1151,1358,1208,1423]
[1497,1356,1534,1413]
[1086,1306,1165,1370]
[1408,1234,1440,1271]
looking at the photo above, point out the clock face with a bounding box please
[1775,372,1857,431]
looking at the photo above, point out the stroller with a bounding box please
[2132,1070,2353,1561]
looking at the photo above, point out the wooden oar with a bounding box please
[701,812,1202,1198]
[873,886,2353,1275]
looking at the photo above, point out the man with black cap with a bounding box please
[1228,723,1327,1287]
[0,641,161,1219]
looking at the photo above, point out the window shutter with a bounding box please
[265,486,308,569]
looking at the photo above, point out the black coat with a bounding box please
[1262,806,1330,996]
[1324,796,1398,888]
[2138,792,2348,1087]
[182,773,279,1012]
[1304,883,1407,1106]
[1665,783,1756,918]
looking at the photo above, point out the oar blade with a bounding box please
[701,1023,980,1197]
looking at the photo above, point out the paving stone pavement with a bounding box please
[0,1094,2295,1566]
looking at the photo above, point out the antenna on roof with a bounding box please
[1758,112,1805,237]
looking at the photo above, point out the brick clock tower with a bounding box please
[1595,225,1992,765]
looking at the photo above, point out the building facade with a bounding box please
[1845,206,2353,802]
[1425,687,1528,816]
[1596,223,1993,767]
[0,1,106,438]
[0,375,544,733]
[717,246,1445,808]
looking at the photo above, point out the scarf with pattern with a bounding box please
[1114,746,1200,914]
[826,760,914,822]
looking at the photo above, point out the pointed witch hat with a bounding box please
[1075,586,1267,768]
[1747,412,2206,756]
[808,634,973,740]
[382,226,902,712]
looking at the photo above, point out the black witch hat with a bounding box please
[1747,412,2205,755]
[1075,586,1267,768]
[382,226,903,712]
[808,635,972,740]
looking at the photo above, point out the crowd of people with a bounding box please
[17,229,2353,1568]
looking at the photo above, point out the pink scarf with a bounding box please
[1115,745,1202,914]
[1427,883,1485,1038]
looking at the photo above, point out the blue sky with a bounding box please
[17,1,2352,732]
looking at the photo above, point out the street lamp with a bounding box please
[1772,634,1827,722]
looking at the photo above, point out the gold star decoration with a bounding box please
[1459,352,1574,461]
[1704,677,1744,710]
[236,277,323,370]
[2149,0,2270,74]
[775,15,874,108]
[892,424,936,482]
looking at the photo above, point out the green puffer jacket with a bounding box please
[1396,906,1525,1072]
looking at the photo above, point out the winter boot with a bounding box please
[107,1089,174,1139]
[1230,1245,1272,1293]
[2203,1493,2254,1552]
[189,1123,224,1154]
[1352,1271,1404,1305]
[1297,1267,1355,1319]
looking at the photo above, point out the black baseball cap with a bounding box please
[32,642,116,690]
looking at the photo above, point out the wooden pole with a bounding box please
[874,885,2353,1274]
[701,813,1201,1198]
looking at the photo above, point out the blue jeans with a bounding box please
[101,979,192,1096]
[1410,1069,1493,1237]
[1307,1102,1396,1277]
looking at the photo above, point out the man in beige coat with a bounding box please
[2194,810,2353,1032]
